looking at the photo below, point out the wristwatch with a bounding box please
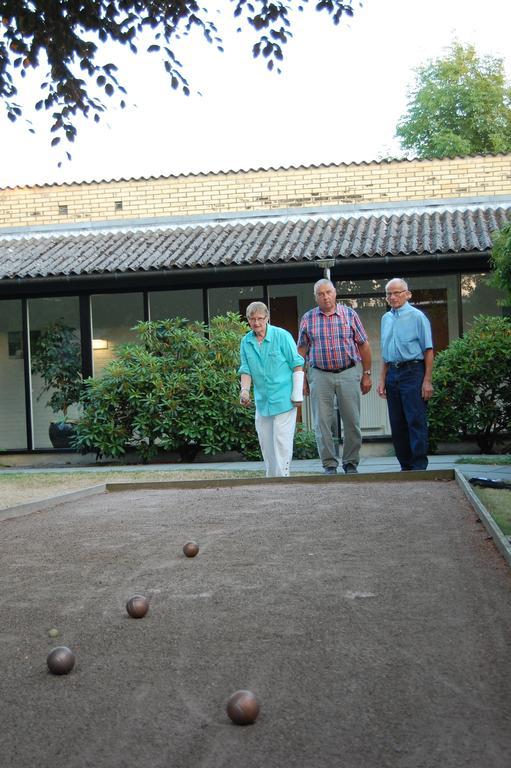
[363,370,371,375]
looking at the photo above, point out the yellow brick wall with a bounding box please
[1,155,510,230]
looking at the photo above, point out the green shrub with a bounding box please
[73,314,259,462]
[490,222,511,306]
[428,315,511,453]
[293,424,318,459]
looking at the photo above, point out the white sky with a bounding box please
[1,0,510,187]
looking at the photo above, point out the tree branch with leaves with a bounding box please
[0,0,355,158]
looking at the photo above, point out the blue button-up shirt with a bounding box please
[238,325,304,417]
[381,302,433,363]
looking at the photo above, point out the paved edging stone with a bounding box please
[103,468,454,493]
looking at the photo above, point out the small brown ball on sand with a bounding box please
[126,594,149,619]
[226,690,260,725]
[183,541,199,558]
[47,646,75,675]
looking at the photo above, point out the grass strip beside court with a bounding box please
[456,455,511,465]
[472,487,511,536]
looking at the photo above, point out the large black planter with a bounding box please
[49,422,76,449]
[178,442,201,462]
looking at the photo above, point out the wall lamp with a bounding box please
[92,338,109,350]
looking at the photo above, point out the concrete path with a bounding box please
[1,454,510,483]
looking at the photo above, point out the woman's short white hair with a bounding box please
[245,301,269,320]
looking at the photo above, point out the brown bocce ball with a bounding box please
[126,594,149,619]
[47,646,76,675]
[226,689,260,725]
[183,540,199,558]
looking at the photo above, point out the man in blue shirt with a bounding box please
[377,278,434,471]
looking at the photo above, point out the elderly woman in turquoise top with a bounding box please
[238,301,304,477]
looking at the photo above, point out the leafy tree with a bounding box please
[73,313,260,462]
[428,315,511,453]
[0,0,355,153]
[490,222,511,306]
[396,42,511,159]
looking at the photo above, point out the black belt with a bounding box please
[312,362,355,373]
[387,360,423,368]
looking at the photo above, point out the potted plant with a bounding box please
[31,320,83,448]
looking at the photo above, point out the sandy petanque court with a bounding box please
[1,477,511,768]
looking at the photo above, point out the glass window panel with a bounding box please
[208,285,264,321]
[28,297,81,449]
[0,300,27,450]
[337,274,459,354]
[149,289,204,322]
[336,278,388,296]
[91,292,144,377]
[461,274,506,332]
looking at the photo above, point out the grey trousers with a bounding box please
[308,366,362,469]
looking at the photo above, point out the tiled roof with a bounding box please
[0,206,509,281]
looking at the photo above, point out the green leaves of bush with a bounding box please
[292,424,318,460]
[428,315,511,453]
[73,314,259,462]
[490,222,511,306]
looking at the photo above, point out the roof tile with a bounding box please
[0,206,509,281]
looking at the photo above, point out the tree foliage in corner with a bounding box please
[0,0,355,152]
[396,42,511,159]
[490,222,511,306]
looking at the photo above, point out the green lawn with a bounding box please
[473,487,511,536]
[456,455,511,465]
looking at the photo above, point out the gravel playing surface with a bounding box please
[2,479,511,768]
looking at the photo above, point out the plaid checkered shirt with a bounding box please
[297,303,368,370]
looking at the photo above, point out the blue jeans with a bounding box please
[385,362,428,470]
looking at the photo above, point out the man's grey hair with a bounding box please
[313,278,336,298]
[245,301,269,320]
[385,278,409,292]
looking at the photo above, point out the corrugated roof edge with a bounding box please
[1,153,509,191]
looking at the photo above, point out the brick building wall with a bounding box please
[1,154,510,230]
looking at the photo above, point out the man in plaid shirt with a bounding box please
[298,279,372,475]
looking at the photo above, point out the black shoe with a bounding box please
[343,463,358,474]
[324,466,337,475]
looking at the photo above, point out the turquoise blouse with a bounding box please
[238,324,304,417]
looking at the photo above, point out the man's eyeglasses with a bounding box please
[385,290,407,297]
